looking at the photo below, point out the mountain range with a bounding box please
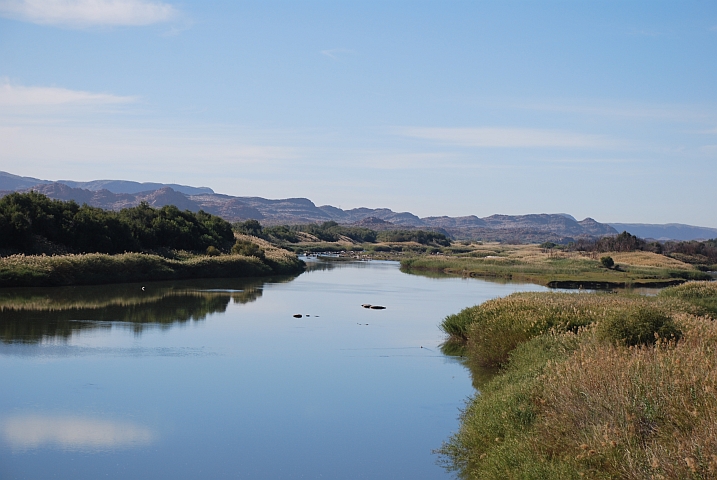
[1,171,714,242]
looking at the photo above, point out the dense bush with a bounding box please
[662,239,717,265]
[0,192,235,255]
[600,255,614,268]
[231,239,265,259]
[262,225,299,242]
[292,221,377,243]
[233,219,263,237]
[596,306,681,346]
[376,229,450,246]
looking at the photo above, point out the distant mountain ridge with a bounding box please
[0,171,213,196]
[3,171,712,242]
[608,223,717,242]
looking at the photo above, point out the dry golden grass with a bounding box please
[405,243,711,287]
[536,313,717,478]
[467,245,695,269]
[660,280,717,299]
[444,291,704,367]
[234,234,298,263]
[0,240,304,287]
[438,283,717,479]
[609,251,694,269]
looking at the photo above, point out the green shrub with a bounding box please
[206,246,220,256]
[231,240,265,259]
[600,255,614,268]
[376,229,450,246]
[596,306,681,346]
[233,219,264,237]
[263,225,299,243]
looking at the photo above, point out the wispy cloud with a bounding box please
[361,152,459,170]
[0,0,177,27]
[0,81,137,106]
[0,122,301,178]
[392,127,618,149]
[320,48,355,60]
[2,415,155,451]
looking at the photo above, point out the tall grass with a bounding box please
[0,247,304,288]
[437,283,717,479]
[658,280,717,315]
[440,292,703,367]
[534,315,717,478]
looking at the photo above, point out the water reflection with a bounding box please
[302,257,374,272]
[2,415,155,451]
[402,266,529,284]
[439,340,500,391]
[0,275,299,344]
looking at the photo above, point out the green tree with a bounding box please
[600,256,615,269]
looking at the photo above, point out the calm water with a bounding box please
[0,259,548,479]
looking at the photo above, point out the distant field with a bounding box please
[400,243,711,288]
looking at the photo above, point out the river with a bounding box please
[0,259,548,479]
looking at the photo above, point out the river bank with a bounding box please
[0,236,304,288]
[401,244,712,288]
[437,281,717,478]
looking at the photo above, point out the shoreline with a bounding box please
[0,251,305,288]
[437,282,717,478]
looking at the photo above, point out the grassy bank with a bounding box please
[0,235,304,288]
[403,244,711,288]
[437,281,717,479]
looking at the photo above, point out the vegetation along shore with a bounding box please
[402,233,715,289]
[437,281,717,479]
[0,193,304,287]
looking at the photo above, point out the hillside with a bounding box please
[6,171,715,243]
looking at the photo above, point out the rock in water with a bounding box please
[370,305,386,310]
[361,304,372,308]
[293,314,303,318]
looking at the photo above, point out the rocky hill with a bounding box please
[2,179,620,243]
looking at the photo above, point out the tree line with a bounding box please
[0,192,235,255]
[233,220,450,246]
[566,231,717,267]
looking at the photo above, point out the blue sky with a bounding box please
[0,1,715,226]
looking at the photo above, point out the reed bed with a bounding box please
[658,280,717,315]
[0,246,304,288]
[441,292,703,366]
[438,282,717,479]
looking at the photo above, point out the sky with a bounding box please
[0,1,715,227]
